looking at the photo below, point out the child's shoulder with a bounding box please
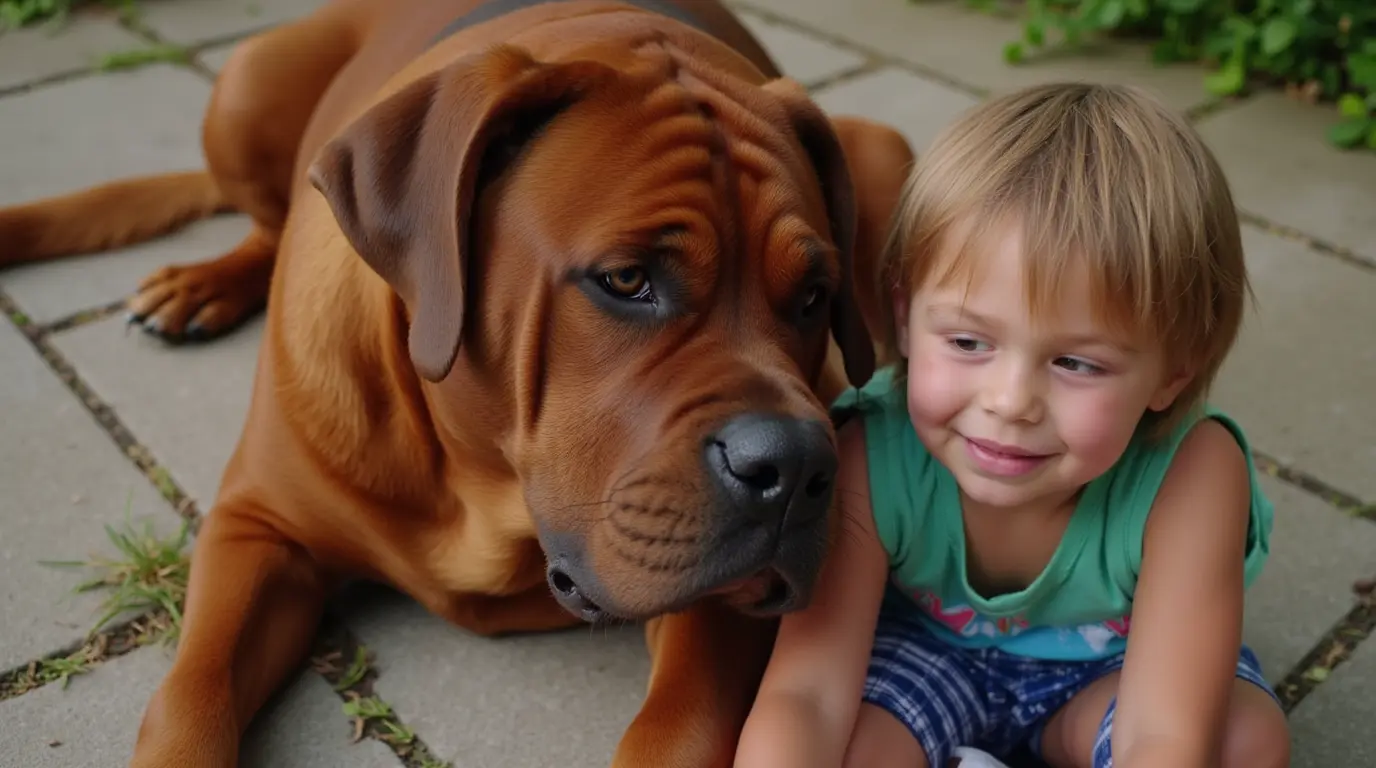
[1103,405,1274,590]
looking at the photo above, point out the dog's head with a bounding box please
[308,41,875,623]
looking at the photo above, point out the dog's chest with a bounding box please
[426,485,546,596]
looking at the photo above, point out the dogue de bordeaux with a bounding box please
[0,0,916,764]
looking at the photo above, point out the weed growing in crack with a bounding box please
[42,497,192,645]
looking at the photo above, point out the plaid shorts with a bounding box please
[861,605,1278,768]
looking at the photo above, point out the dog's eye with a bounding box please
[800,284,828,319]
[600,267,654,302]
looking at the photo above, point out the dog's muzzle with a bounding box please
[544,412,839,623]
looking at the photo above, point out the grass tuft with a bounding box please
[41,496,192,645]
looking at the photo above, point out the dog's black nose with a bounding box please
[707,414,837,531]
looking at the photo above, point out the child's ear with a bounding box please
[891,286,912,358]
[1148,367,1196,412]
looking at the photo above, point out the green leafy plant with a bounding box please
[0,0,137,31]
[969,0,1376,152]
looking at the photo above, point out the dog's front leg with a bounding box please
[129,503,330,768]
[612,603,778,768]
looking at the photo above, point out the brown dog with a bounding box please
[0,1,915,765]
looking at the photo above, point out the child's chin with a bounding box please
[956,475,1038,509]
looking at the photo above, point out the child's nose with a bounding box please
[981,362,1043,423]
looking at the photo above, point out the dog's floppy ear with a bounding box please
[762,77,876,389]
[309,46,618,381]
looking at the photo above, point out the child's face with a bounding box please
[893,225,1193,510]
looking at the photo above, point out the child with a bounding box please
[734,83,1290,768]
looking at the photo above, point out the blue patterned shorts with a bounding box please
[861,606,1279,767]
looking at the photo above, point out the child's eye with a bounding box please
[948,336,990,353]
[1054,356,1104,375]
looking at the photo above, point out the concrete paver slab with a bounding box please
[1241,476,1376,682]
[342,586,649,768]
[1287,626,1376,768]
[49,314,264,512]
[0,10,146,92]
[0,644,169,767]
[736,10,865,88]
[1212,226,1376,500]
[0,320,176,672]
[241,667,405,768]
[812,66,980,154]
[0,643,401,768]
[0,215,253,326]
[1196,92,1376,264]
[198,42,236,74]
[732,0,1212,113]
[0,64,209,207]
[136,0,327,45]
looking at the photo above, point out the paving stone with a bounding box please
[0,215,253,326]
[1287,634,1376,768]
[136,0,327,45]
[198,42,237,73]
[0,64,210,207]
[1212,226,1376,500]
[733,0,1211,112]
[0,643,400,767]
[241,666,405,768]
[736,10,865,88]
[342,585,650,768]
[1241,476,1376,683]
[0,10,146,92]
[49,313,264,512]
[1196,92,1376,264]
[813,66,980,154]
[0,320,177,673]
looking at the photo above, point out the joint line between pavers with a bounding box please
[1237,211,1376,272]
[37,299,130,336]
[0,610,180,703]
[731,0,992,99]
[804,61,885,94]
[1271,593,1376,713]
[309,613,456,768]
[0,288,204,525]
[1252,451,1375,524]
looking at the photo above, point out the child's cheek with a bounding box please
[1055,388,1141,475]
[905,344,963,428]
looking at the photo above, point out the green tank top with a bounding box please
[831,366,1273,661]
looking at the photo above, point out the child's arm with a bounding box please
[732,419,891,768]
[1111,419,1255,768]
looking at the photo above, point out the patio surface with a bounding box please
[0,1,1373,766]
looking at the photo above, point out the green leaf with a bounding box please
[1327,117,1373,149]
[1099,0,1126,28]
[1003,41,1025,64]
[1024,18,1045,48]
[1303,666,1331,683]
[1338,93,1370,119]
[1260,18,1297,56]
[1204,59,1246,96]
[1346,54,1376,91]
[1367,124,1376,152]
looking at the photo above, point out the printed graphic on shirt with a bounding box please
[903,584,1133,661]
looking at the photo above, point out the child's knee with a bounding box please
[1222,685,1290,768]
[843,703,930,768]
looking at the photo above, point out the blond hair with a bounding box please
[877,82,1251,438]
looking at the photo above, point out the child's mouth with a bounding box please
[962,436,1051,477]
